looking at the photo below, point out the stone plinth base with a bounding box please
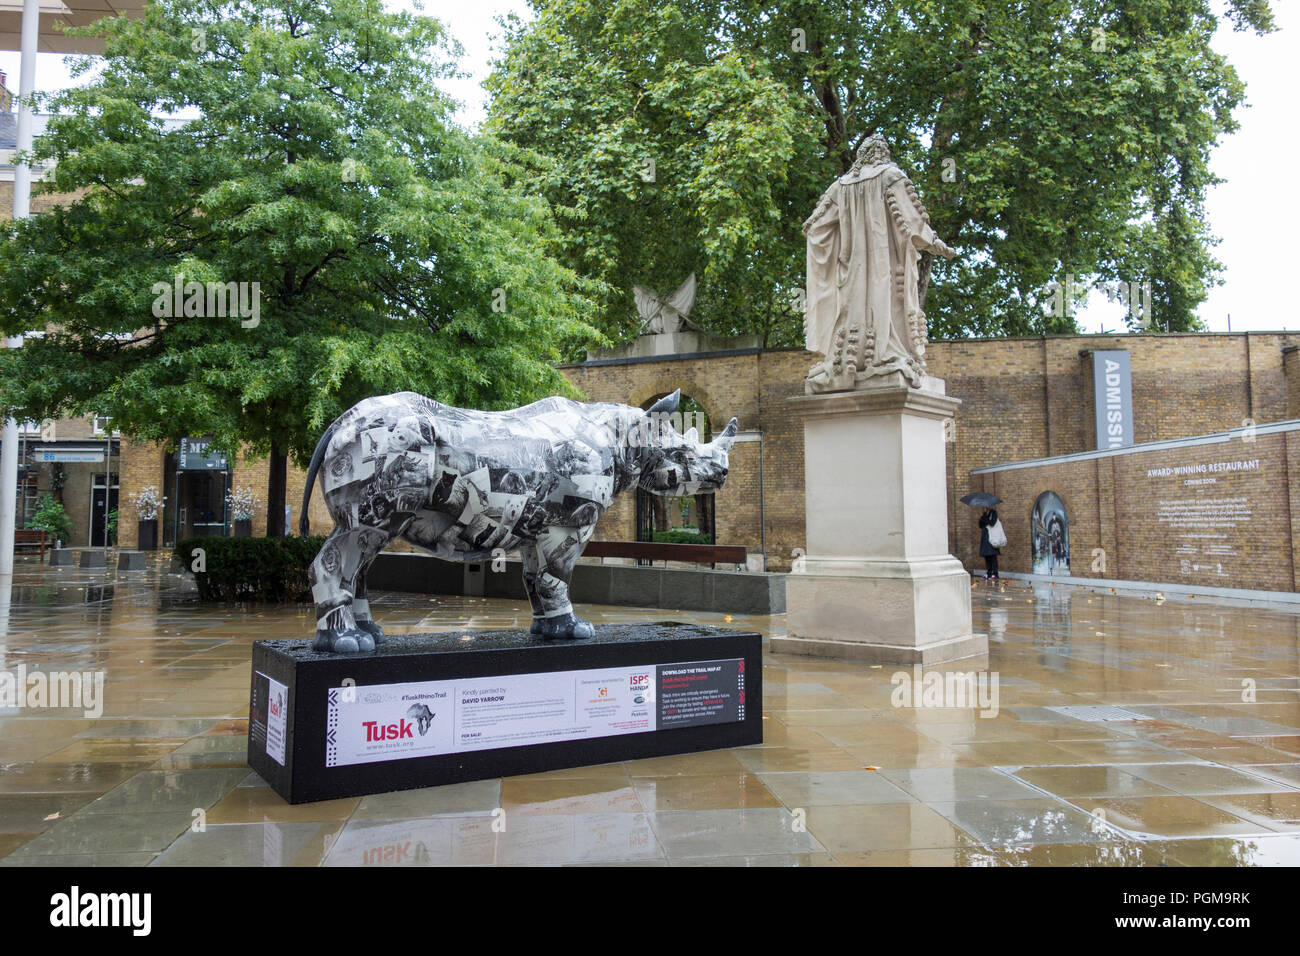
[782,375,983,665]
[783,555,988,665]
[250,624,762,804]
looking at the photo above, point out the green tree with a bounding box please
[0,0,602,532]
[486,0,1275,343]
[30,493,73,546]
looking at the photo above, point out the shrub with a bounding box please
[30,493,73,545]
[175,535,325,603]
[652,528,713,545]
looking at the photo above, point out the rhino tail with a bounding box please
[299,416,341,536]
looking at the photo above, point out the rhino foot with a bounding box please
[538,613,595,641]
[311,627,374,654]
[356,618,387,644]
[530,617,543,635]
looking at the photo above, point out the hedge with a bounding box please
[651,529,713,545]
[175,535,325,603]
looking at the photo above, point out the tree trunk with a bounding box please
[267,442,288,537]
[653,495,671,533]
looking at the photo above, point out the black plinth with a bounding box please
[248,624,762,804]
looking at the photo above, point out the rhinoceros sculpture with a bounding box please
[299,389,737,653]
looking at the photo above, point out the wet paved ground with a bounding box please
[1,559,1298,866]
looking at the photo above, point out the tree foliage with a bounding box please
[486,0,1275,343]
[0,0,603,523]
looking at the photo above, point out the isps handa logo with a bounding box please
[269,692,284,719]
[630,672,652,704]
[362,703,435,742]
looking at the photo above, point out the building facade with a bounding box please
[563,331,1300,592]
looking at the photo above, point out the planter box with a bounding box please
[234,519,252,538]
[137,519,158,551]
[117,552,148,571]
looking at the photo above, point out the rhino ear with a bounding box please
[684,426,699,444]
[647,390,680,416]
[713,418,739,451]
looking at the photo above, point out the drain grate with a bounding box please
[1044,705,1153,723]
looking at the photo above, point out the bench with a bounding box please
[582,540,748,570]
[14,528,48,562]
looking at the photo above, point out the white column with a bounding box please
[0,0,40,577]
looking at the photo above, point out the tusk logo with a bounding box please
[404,704,435,736]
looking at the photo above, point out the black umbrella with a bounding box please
[960,492,1002,508]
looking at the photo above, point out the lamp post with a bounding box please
[0,0,39,578]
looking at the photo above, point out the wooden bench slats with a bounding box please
[582,540,747,564]
[14,529,48,561]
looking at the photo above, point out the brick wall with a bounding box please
[973,429,1298,593]
[0,182,89,219]
[562,332,1300,574]
[116,441,332,549]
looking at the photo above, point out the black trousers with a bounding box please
[983,555,999,579]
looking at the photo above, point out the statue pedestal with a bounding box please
[776,373,987,665]
[249,625,762,803]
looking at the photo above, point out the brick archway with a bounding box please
[629,380,726,439]
[630,384,722,546]
[560,347,798,568]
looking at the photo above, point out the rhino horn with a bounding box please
[713,418,739,451]
[647,389,680,416]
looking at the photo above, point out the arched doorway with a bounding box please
[634,393,715,565]
[1030,491,1070,576]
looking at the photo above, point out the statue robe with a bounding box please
[804,162,945,386]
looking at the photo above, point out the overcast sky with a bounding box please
[2,0,1292,333]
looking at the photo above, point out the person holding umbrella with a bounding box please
[960,493,1005,581]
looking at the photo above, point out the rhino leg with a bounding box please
[310,523,396,653]
[521,548,546,634]
[352,561,386,644]
[529,525,595,640]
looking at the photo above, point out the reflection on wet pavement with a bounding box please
[0,561,1298,866]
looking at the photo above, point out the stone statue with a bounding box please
[802,134,956,392]
[634,274,698,334]
[299,390,738,653]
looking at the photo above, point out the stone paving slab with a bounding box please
[1,565,1299,864]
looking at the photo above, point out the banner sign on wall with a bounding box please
[1092,350,1134,450]
[178,437,229,471]
[35,449,105,463]
[325,657,747,768]
[1148,455,1262,584]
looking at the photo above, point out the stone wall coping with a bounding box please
[972,418,1300,474]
